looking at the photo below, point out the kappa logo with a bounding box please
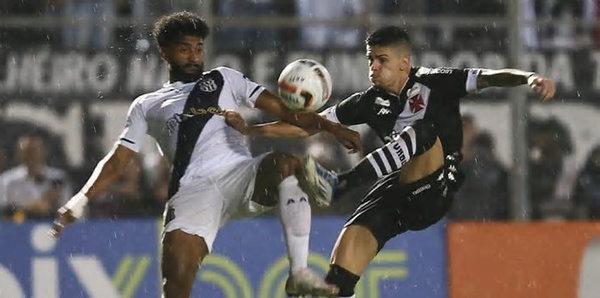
[377,108,392,115]
[199,78,217,92]
[375,97,390,107]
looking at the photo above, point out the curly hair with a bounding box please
[152,11,210,48]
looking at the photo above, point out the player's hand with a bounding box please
[528,74,555,102]
[330,124,362,154]
[223,110,250,135]
[48,207,76,238]
[48,193,88,238]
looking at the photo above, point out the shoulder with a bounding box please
[413,66,458,78]
[129,86,173,110]
[45,167,68,180]
[213,66,247,80]
[347,86,382,102]
[0,166,27,184]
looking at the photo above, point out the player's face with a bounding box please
[366,45,410,93]
[161,35,205,81]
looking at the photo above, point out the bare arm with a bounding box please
[476,68,556,101]
[80,145,136,199]
[255,90,339,133]
[49,145,135,237]
[224,110,315,138]
[254,89,362,152]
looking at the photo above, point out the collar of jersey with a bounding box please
[375,76,411,98]
[163,81,196,91]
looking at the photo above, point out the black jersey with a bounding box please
[323,66,481,155]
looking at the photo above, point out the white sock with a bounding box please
[337,295,356,298]
[278,176,311,273]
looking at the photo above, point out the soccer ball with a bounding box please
[277,59,333,112]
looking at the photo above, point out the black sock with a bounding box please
[325,264,360,297]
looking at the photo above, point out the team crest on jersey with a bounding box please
[199,78,217,92]
[409,94,425,113]
[407,84,421,98]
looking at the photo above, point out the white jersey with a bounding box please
[116,66,265,188]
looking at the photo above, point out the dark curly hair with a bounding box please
[152,11,210,48]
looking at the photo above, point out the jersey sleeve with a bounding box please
[116,97,148,152]
[218,67,265,108]
[414,67,481,98]
[320,92,368,125]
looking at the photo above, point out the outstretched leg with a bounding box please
[252,152,338,297]
[299,119,439,205]
[339,119,439,188]
[326,136,445,298]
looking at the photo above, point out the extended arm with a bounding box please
[80,145,136,198]
[49,145,135,237]
[476,68,555,101]
[254,89,362,152]
[224,110,315,138]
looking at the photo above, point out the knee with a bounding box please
[163,253,199,282]
[162,233,206,286]
[406,119,438,156]
[325,264,360,297]
[269,152,301,178]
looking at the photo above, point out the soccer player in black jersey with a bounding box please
[225,26,555,297]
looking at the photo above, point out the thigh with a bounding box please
[162,229,208,272]
[161,229,208,297]
[163,179,224,252]
[397,167,453,231]
[344,175,408,251]
[344,166,453,248]
[249,152,300,206]
[215,152,274,219]
[330,225,379,277]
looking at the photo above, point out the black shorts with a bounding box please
[345,166,454,251]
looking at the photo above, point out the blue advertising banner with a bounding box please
[0,217,446,298]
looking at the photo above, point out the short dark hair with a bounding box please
[366,26,411,50]
[152,11,210,48]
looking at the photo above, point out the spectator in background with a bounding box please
[295,0,366,50]
[1,0,48,49]
[89,154,151,218]
[0,134,72,219]
[142,149,171,216]
[48,0,116,51]
[461,114,477,161]
[450,129,509,221]
[0,147,8,175]
[525,0,596,49]
[215,0,287,51]
[548,0,596,48]
[573,145,600,219]
[528,117,577,220]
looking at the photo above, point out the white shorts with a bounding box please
[162,153,272,251]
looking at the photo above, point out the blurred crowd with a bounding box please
[1,0,600,222]
[2,113,600,223]
[1,0,599,52]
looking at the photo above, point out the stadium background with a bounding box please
[1,0,600,297]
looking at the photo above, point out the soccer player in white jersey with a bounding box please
[49,12,362,298]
